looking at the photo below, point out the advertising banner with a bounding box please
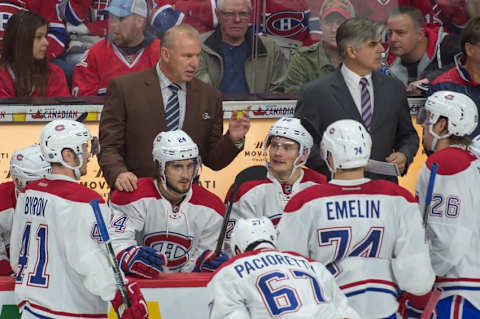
[0,118,425,200]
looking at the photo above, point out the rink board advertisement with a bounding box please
[0,120,425,200]
[0,119,277,201]
[0,275,213,318]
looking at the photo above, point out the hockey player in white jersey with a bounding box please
[10,120,148,319]
[208,217,360,319]
[277,119,435,318]
[469,134,480,158]
[416,91,480,318]
[0,145,50,276]
[224,117,326,254]
[108,130,228,276]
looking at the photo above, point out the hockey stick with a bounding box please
[423,163,438,240]
[419,163,440,319]
[90,199,131,317]
[215,165,268,254]
[75,112,88,123]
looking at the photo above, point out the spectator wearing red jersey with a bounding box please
[72,0,160,96]
[0,11,69,97]
[428,16,480,138]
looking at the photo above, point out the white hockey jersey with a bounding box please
[0,181,15,275]
[277,178,435,318]
[109,177,225,272]
[10,174,116,319]
[224,168,325,255]
[416,147,480,310]
[208,248,360,319]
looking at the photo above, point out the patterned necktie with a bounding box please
[359,77,372,129]
[165,83,180,131]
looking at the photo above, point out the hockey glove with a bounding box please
[194,250,229,272]
[111,280,148,319]
[117,246,166,278]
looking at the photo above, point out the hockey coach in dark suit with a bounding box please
[295,17,419,182]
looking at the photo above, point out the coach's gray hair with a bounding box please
[336,17,384,58]
[217,0,252,11]
[160,24,200,49]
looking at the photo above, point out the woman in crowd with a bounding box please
[0,11,69,97]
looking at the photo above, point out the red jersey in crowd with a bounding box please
[0,63,70,97]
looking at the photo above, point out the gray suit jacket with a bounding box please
[295,69,419,182]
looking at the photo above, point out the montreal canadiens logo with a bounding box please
[16,154,24,161]
[55,124,65,131]
[145,232,193,270]
[265,10,309,37]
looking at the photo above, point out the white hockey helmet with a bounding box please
[266,117,314,156]
[40,120,97,180]
[265,117,314,176]
[321,119,372,172]
[152,130,201,182]
[230,217,277,255]
[469,134,480,157]
[10,144,50,191]
[421,91,478,136]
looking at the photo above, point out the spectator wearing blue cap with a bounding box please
[71,0,160,96]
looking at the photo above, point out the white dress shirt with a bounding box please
[156,63,187,129]
[341,64,374,117]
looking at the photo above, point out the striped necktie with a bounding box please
[359,77,372,129]
[166,83,180,131]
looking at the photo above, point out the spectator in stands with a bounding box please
[284,0,354,94]
[0,0,25,50]
[0,11,70,97]
[57,0,109,82]
[428,17,480,138]
[295,17,419,182]
[195,0,287,94]
[71,0,159,96]
[386,6,460,94]
[99,24,250,192]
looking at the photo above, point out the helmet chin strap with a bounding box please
[428,124,451,152]
[265,148,308,184]
[60,154,83,180]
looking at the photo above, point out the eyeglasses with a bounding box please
[220,10,250,20]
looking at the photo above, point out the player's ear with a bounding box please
[61,148,77,165]
[234,246,242,256]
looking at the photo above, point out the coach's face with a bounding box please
[349,36,384,75]
[161,32,201,83]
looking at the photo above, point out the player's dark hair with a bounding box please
[461,17,480,55]
[0,11,49,97]
[389,6,425,29]
[245,240,275,252]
